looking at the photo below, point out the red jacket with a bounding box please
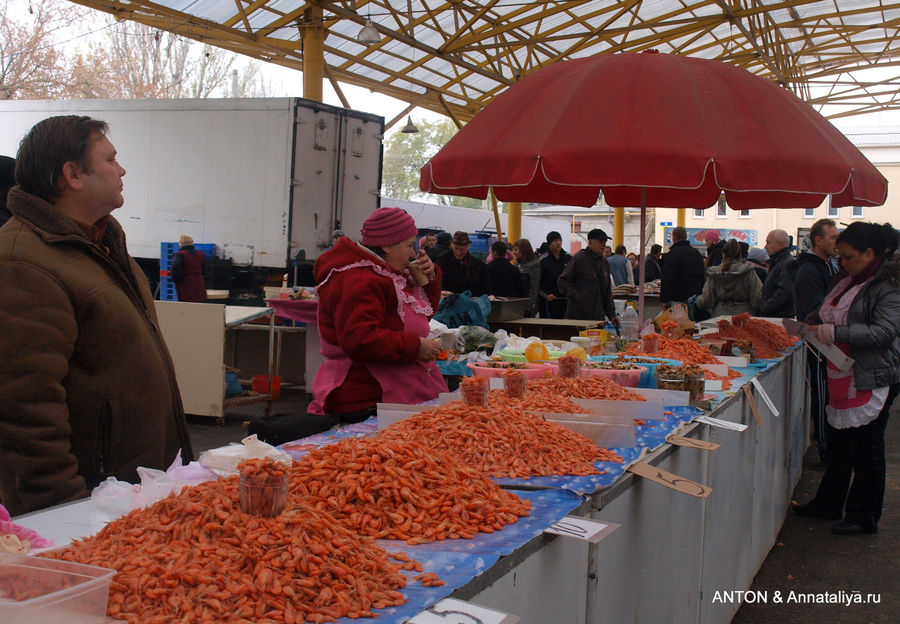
[313,237,443,414]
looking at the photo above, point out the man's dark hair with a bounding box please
[15,116,109,202]
[738,241,750,258]
[491,240,509,257]
[614,245,626,255]
[672,226,688,242]
[650,244,662,256]
[0,155,14,206]
[809,218,836,248]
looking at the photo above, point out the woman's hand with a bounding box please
[805,324,835,344]
[415,250,436,279]
[417,337,443,361]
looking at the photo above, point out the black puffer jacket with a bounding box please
[831,253,900,391]
[793,251,836,323]
[759,247,795,318]
[558,248,616,321]
[660,240,705,304]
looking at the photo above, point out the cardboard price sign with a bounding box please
[408,599,520,624]
[666,435,720,451]
[545,516,620,543]
[627,460,712,498]
[743,385,763,428]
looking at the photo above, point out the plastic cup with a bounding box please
[503,370,528,398]
[239,471,289,517]
[557,355,583,378]
[641,333,660,353]
[461,376,489,407]
[408,262,431,286]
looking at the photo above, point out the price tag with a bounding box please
[742,384,763,427]
[544,516,620,543]
[407,598,520,624]
[695,415,748,432]
[627,460,712,498]
[666,435,720,451]
[750,378,780,417]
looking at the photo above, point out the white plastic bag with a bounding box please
[89,451,219,524]
[198,434,292,477]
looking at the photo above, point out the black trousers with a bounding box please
[806,347,829,453]
[811,383,898,529]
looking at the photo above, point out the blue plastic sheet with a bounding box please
[334,549,500,624]
[634,405,706,449]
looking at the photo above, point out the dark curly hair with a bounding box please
[837,222,898,258]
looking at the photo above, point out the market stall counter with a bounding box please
[488,317,604,340]
[12,326,809,624]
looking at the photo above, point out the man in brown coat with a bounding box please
[0,116,193,516]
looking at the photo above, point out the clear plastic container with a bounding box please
[0,554,115,623]
[502,369,528,398]
[641,333,660,353]
[460,376,489,407]
[239,471,289,517]
[556,355,583,378]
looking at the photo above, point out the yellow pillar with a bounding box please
[506,202,522,243]
[302,6,324,102]
[676,208,686,228]
[613,207,624,248]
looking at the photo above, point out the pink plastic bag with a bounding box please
[0,504,54,550]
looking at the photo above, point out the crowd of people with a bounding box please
[0,116,896,535]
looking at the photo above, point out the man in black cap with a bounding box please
[436,230,492,296]
[558,228,618,325]
[539,230,571,318]
[0,155,15,228]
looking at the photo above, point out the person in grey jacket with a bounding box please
[793,222,899,535]
[513,238,541,317]
[759,229,795,317]
[695,239,762,317]
[558,228,619,327]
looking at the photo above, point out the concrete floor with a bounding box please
[732,396,898,623]
[186,388,898,623]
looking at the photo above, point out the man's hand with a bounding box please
[417,337,443,361]
[610,317,621,329]
[547,294,557,302]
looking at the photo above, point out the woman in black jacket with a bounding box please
[793,222,900,535]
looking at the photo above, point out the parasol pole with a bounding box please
[638,188,648,328]
[489,187,504,241]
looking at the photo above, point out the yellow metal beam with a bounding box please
[302,5,324,102]
[506,202,521,243]
[614,207,624,248]
[677,208,686,228]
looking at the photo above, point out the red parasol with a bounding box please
[419,52,887,322]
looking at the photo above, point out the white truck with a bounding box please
[0,97,384,286]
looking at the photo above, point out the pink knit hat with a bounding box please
[360,207,418,247]
[705,229,721,243]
